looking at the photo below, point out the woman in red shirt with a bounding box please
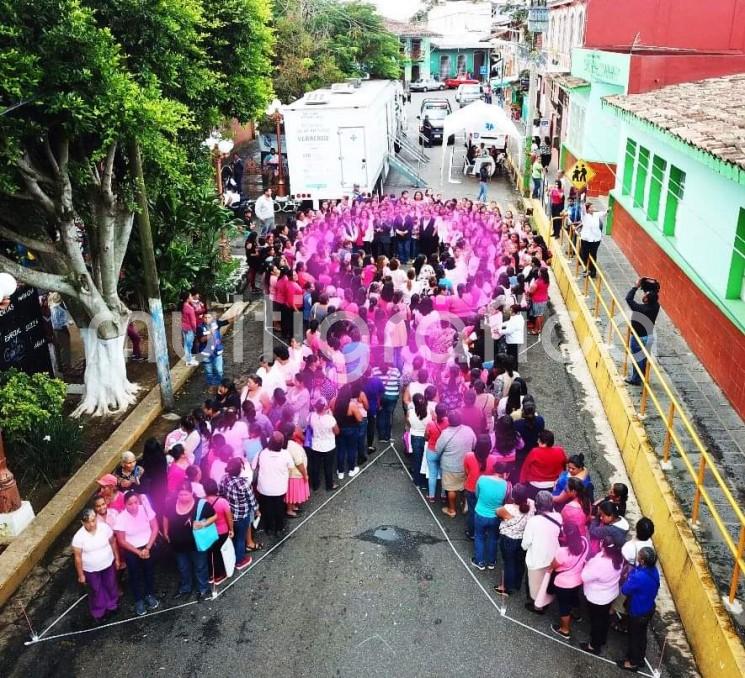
[463,435,497,539]
[519,429,567,499]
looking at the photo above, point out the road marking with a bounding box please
[389,443,656,677]
[25,444,393,646]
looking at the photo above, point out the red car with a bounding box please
[444,76,480,89]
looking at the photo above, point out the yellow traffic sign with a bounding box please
[568,159,596,190]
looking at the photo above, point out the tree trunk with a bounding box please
[72,326,140,417]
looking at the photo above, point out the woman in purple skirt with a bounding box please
[72,508,123,621]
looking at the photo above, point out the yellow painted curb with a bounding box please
[0,301,249,610]
[530,200,745,677]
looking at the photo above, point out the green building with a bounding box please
[383,18,440,84]
[429,37,492,81]
[603,73,745,419]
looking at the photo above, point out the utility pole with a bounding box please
[129,139,175,410]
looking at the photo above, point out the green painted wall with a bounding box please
[611,119,745,326]
[401,37,432,82]
[565,49,630,163]
[430,49,488,80]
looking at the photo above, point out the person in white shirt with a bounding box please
[502,305,525,369]
[254,187,275,236]
[522,491,563,613]
[579,200,607,279]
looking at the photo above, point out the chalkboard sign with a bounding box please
[0,284,52,375]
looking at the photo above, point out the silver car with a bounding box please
[409,78,445,92]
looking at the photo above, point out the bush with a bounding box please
[0,369,66,437]
[8,416,84,487]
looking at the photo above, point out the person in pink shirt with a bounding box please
[580,537,625,655]
[167,444,190,494]
[560,477,591,539]
[549,522,589,638]
[180,291,198,366]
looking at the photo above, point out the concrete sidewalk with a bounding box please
[594,231,745,618]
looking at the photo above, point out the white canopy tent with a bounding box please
[439,101,522,183]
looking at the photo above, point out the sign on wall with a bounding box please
[0,285,52,375]
[571,48,630,89]
[568,159,596,191]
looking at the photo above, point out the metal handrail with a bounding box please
[396,134,430,164]
[544,207,745,605]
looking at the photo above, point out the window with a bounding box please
[622,138,636,195]
[726,208,745,301]
[646,155,667,223]
[663,165,685,236]
[633,146,649,208]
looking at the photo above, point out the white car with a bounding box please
[410,78,446,92]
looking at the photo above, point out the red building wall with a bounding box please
[562,147,616,197]
[611,200,745,419]
[585,0,745,52]
[629,53,745,93]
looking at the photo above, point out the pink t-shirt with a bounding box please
[114,502,156,549]
[561,500,588,538]
[207,496,231,535]
[554,539,588,588]
[167,463,188,493]
[219,421,250,457]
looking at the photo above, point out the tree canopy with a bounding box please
[271,0,401,103]
[0,0,274,413]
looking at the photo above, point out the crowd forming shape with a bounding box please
[72,189,659,672]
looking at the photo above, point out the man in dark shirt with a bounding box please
[625,278,660,385]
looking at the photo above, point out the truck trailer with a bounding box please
[282,80,402,207]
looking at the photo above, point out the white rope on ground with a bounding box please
[25,444,392,646]
[389,442,656,678]
[37,594,87,639]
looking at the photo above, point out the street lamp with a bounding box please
[202,133,235,196]
[265,98,288,197]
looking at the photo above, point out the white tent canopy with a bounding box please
[439,101,522,181]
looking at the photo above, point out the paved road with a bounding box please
[2,300,696,677]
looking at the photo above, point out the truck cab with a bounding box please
[418,98,453,146]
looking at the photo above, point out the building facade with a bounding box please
[604,74,745,417]
[383,18,440,83]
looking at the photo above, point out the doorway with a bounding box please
[456,54,467,75]
[411,64,421,82]
[473,51,485,79]
[439,55,450,79]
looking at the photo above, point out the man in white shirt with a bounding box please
[502,305,525,369]
[579,201,607,279]
[254,187,275,236]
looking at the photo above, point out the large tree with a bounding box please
[0,0,273,415]
[270,0,401,103]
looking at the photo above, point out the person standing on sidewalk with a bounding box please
[578,200,606,279]
[624,278,660,386]
[254,187,275,236]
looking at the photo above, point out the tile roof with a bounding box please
[554,74,590,90]
[604,73,745,171]
[383,18,441,38]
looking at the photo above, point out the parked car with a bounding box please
[444,75,480,89]
[418,98,454,146]
[455,83,483,108]
[410,78,446,92]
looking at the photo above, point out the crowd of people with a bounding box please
[71,189,658,671]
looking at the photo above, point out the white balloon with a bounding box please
[0,271,17,299]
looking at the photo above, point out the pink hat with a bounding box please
[97,473,118,487]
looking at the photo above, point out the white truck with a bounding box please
[282,80,402,207]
